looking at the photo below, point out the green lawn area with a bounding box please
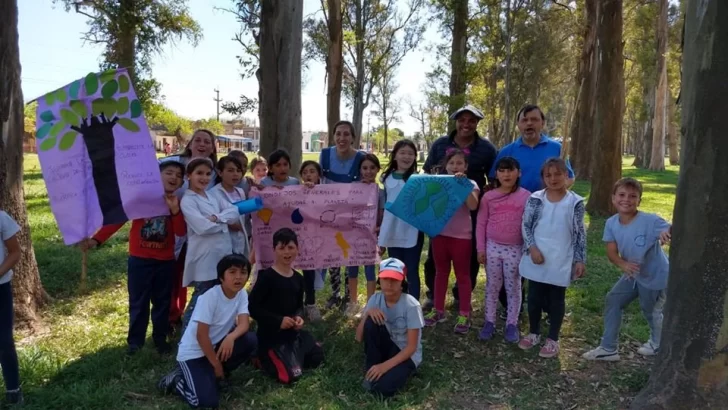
[14,154,677,409]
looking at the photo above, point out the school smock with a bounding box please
[209,183,250,258]
[180,190,240,286]
[378,173,419,248]
[0,212,20,285]
[519,190,585,287]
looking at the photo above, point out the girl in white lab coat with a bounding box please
[179,158,240,333]
[209,155,250,258]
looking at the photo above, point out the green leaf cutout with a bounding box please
[101,80,119,99]
[60,108,78,125]
[117,97,130,115]
[432,195,448,219]
[39,137,57,152]
[117,118,140,132]
[69,80,80,99]
[85,72,99,95]
[100,69,116,83]
[118,75,130,93]
[58,131,79,151]
[70,100,88,119]
[44,92,55,106]
[40,110,55,122]
[49,121,66,138]
[91,98,104,116]
[36,123,52,140]
[55,88,67,103]
[91,98,116,117]
[129,99,142,118]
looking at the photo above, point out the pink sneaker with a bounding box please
[518,333,541,350]
[539,339,560,358]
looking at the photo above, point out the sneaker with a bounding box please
[518,333,541,350]
[423,310,446,327]
[305,304,322,322]
[453,315,470,334]
[504,324,520,344]
[325,296,342,310]
[539,338,560,358]
[5,389,24,406]
[126,345,141,356]
[582,346,620,361]
[345,302,361,318]
[158,367,182,395]
[637,341,658,356]
[478,321,496,341]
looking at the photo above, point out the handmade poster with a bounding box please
[250,184,378,270]
[385,175,474,237]
[35,68,168,245]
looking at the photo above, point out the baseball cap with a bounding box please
[449,104,485,121]
[378,258,406,281]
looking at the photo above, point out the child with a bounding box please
[84,161,187,355]
[299,160,324,322]
[476,156,530,343]
[260,149,300,188]
[180,159,241,333]
[355,258,423,397]
[0,210,22,405]
[210,156,250,257]
[378,140,425,301]
[345,154,385,317]
[582,178,671,361]
[249,228,324,384]
[518,158,587,358]
[423,149,480,333]
[249,157,268,184]
[158,254,258,408]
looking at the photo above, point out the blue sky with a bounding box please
[19,0,438,135]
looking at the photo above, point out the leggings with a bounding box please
[328,267,349,301]
[432,236,472,314]
[485,240,522,325]
[0,282,19,392]
[527,280,566,341]
[302,270,316,305]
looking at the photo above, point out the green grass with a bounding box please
[14,154,677,409]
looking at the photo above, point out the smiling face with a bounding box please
[456,112,479,139]
[612,186,641,215]
[252,163,268,181]
[188,131,215,158]
[188,164,212,191]
[274,241,299,267]
[542,165,567,191]
[220,265,249,294]
[161,166,183,193]
[394,145,416,172]
[334,123,354,152]
[301,164,320,184]
[445,153,467,175]
[360,159,379,183]
[220,162,243,187]
[517,109,544,143]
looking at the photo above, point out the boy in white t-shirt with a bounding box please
[158,254,257,408]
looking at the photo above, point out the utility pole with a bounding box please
[366,115,370,151]
[213,88,221,121]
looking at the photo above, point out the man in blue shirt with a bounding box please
[422,105,497,308]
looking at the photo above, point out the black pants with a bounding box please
[0,282,20,392]
[302,270,316,305]
[127,256,174,348]
[527,280,566,341]
[499,277,527,315]
[425,209,479,301]
[260,330,324,384]
[363,318,416,397]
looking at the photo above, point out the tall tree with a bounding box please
[586,0,624,217]
[1,0,47,329]
[649,0,669,171]
[326,0,344,147]
[220,0,260,117]
[56,0,202,111]
[631,1,728,407]
[448,0,468,131]
[258,0,303,172]
[371,63,400,154]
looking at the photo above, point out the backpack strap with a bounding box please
[320,147,331,173]
[348,150,366,181]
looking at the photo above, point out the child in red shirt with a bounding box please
[83,161,187,355]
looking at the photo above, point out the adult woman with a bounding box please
[319,121,366,312]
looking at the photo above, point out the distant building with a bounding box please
[302,131,326,153]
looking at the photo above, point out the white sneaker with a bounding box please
[637,342,658,356]
[582,346,620,361]
[345,302,361,318]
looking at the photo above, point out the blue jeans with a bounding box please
[181,279,218,336]
[127,256,175,348]
[347,265,376,281]
[600,277,665,351]
[0,282,19,391]
[387,232,425,301]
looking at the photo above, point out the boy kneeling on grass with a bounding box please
[159,254,257,408]
[249,228,324,384]
[356,258,424,397]
[582,178,672,361]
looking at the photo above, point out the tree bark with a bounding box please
[633,86,655,168]
[350,0,366,148]
[569,0,598,180]
[667,97,679,165]
[259,0,303,172]
[503,0,513,142]
[649,0,669,171]
[586,0,623,217]
[631,1,728,407]
[0,0,47,330]
[448,0,468,132]
[326,0,343,147]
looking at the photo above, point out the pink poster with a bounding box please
[250,184,379,270]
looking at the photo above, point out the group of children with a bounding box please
[0,123,674,407]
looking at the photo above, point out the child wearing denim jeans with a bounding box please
[582,178,671,361]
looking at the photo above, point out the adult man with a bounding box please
[422,105,498,309]
[490,104,574,316]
